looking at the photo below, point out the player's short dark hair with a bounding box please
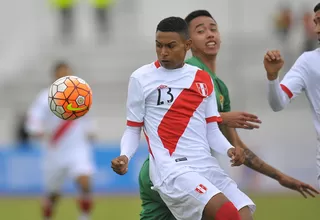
[156,16,190,40]
[185,10,215,26]
[53,61,69,73]
[314,3,320,12]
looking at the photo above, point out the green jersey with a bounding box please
[139,57,231,220]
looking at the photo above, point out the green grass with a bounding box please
[0,194,319,220]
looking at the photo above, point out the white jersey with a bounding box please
[279,49,320,137]
[26,89,94,160]
[127,61,223,186]
[268,48,320,182]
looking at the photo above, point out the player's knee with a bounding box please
[76,175,91,193]
[239,206,253,220]
[214,201,240,220]
[203,193,239,220]
[48,192,60,203]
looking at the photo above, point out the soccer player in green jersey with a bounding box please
[138,10,319,220]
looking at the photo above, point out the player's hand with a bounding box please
[263,50,284,81]
[227,147,245,166]
[278,174,320,198]
[220,112,261,129]
[111,155,129,175]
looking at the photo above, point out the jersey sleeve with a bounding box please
[25,91,49,135]
[126,77,145,127]
[280,53,308,99]
[205,84,223,124]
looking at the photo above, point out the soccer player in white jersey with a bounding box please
[112,17,256,220]
[265,3,320,190]
[25,62,95,220]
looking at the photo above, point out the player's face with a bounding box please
[188,16,221,56]
[314,10,320,43]
[55,66,72,80]
[156,31,191,69]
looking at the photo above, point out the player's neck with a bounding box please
[196,53,217,74]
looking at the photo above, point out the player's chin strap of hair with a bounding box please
[120,126,142,161]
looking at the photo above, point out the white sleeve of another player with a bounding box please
[126,77,145,127]
[268,53,308,111]
[205,90,234,156]
[120,126,141,161]
[25,91,48,135]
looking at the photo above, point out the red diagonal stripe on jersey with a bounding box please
[50,120,74,145]
[157,70,213,156]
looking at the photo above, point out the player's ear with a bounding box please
[185,39,192,51]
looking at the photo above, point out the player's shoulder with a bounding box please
[184,63,201,72]
[185,63,212,82]
[298,49,320,62]
[130,61,159,80]
[29,88,49,112]
[36,88,49,102]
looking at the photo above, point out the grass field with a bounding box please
[0,194,319,220]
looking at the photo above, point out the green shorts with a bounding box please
[139,158,176,220]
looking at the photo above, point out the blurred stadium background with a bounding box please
[0,0,319,219]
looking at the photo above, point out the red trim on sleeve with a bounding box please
[206,116,223,124]
[127,120,144,127]
[280,84,293,99]
[154,60,161,68]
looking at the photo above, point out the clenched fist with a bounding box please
[111,155,129,175]
[227,147,245,167]
[263,50,284,81]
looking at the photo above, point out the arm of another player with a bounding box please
[219,125,319,198]
[111,77,144,175]
[205,89,245,166]
[25,91,48,139]
[219,112,261,129]
[264,50,307,111]
[219,85,261,129]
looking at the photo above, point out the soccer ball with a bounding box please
[48,76,92,120]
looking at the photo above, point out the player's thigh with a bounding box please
[139,159,176,220]
[202,167,256,214]
[155,172,223,220]
[43,166,68,193]
[215,177,256,215]
[69,158,95,190]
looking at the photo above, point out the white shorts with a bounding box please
[154,167,256,220]
[43,154,95,193]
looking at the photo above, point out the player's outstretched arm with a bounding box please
[219,111,261,129]
[220,125,319,198]
[264,50,307,111]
